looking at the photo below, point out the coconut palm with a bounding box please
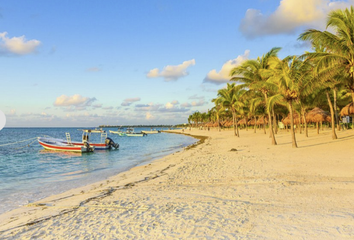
[299,6,354,104]
[216,83,246,137]
[230,47,281,145]
[267,56,314,148]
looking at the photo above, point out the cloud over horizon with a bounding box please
[204,50,250,85]
[121,97,141,106]
[54,94,96,111]
[147,59,196,81]
[0,32,41,55]
[239,0,354,38]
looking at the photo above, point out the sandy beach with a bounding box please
[1,128,354,239]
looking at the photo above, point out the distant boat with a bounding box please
[110,128,146,137]
[142,128,161,134]
[109,129,126,136]
[38,137,95,153]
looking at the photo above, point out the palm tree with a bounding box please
[230,47,281,145]
[299,6,354,104]
[215,83,245,137]
[268,56,314,148]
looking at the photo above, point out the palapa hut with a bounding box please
[237,119,247,125]
[340,102,354,116]
[256,116,268,125]
[340,103,354,128]
[306,107,331,123]
[247,118,256,126]
[282,112,303,125]
[306,107,331,134]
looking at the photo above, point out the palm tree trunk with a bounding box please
[333,89,340,131]
[299,111,302,134]
[302,108,308,137]
[232,112,237,136]
[254,116,257,133]
[288,101,298,148]
[326,90,337,139]
[273,107,278,134]
[236,118,240,137]
[263,118,266,134]
[264,94,276,145]
[217,114,220,132]
[245,117,248,131]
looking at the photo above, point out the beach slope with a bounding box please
[1,128,354,239]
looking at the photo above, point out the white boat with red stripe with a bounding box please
[38,137,95,153]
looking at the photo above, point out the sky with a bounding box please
[1,0,354,127]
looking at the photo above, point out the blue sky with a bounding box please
[1,0,353,127]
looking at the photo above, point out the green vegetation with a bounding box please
[188,7,354,148]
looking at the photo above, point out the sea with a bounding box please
[0,127,196,215]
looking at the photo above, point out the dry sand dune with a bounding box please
[1,128,354,239]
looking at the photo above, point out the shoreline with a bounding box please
[0,131,205,234]
[1,128,354,239]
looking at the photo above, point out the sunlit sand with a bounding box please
[1,128,354,239]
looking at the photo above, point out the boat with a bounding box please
[126,128,147,137]
[110,128,146,137]
[38,137,95,153]
[109,129,126,136]
[141,128,161,134]
[73,129,119,150]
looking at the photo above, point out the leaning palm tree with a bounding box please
[299,6,354,104]
[230,47,281,145]
[268,56,314,148]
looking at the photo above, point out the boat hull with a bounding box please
[141,130,160,134]
[71,142,110,150]
[38,138,94,153]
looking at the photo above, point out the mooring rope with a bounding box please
[13,138,39,150]
[0,137,39,147]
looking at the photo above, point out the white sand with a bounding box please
[1,128,354,239]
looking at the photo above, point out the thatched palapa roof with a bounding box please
[306,107,331,123]
[340,103,354,116]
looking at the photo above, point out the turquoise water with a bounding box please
[0,127,196,215]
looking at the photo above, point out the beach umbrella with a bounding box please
[247,118,256,126]
[306,107,331,123]
[237,119,247,125]
[282,112,303,125]
[257,116,268,125]
[340,103,354,116]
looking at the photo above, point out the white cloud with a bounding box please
[204,50,250,84]
[146,112,154,120]
[147,59,196,81]
[54,94,96,111]
[135,102,163,111]
[165,102,174,109]
[121,97,141,106]
[239,0,354,38]
[165,100,179,109]
[0,32,41,55]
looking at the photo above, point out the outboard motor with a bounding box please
[84,142,94,152]
[105,137,119,149]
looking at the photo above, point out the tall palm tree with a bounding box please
[268,56,314,148]
[299,6,354,104]
[230,47,281,145]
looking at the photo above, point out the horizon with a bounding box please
[1,0,354,127]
